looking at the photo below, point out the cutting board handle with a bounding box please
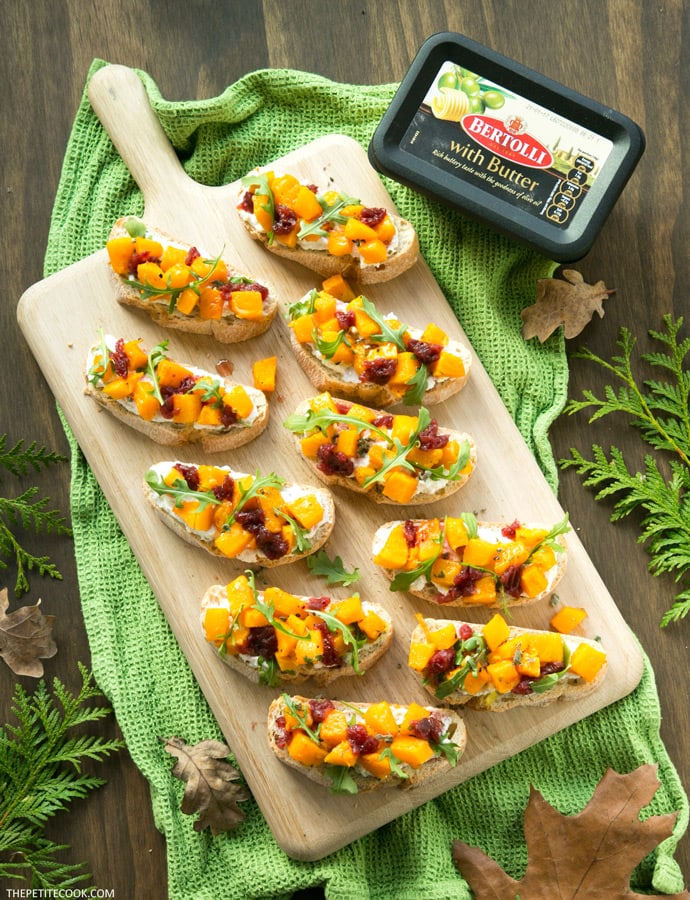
[88,64,191,202]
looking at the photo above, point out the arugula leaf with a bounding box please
[144,468,220,511]
[145,340,169,403]
[379,747,410,780]
[87,330,111,385]
[312,327,349,360]
[273,507,311,552]
[287,289,318,320]
[356,296,432,406]
[241,172,275,239]
[306,549,360,586]
[311,607,364,674]
[530,644,571,693]
[281,694,320,743]
[283,407,390,442]
[432,727,462,766]
[223,471,285,528]
[297,192,360,241]
[389,535,443,592]
[325,764,359,794]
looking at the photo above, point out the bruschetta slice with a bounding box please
[143,462,334,566]
[372,514,568,607]
[408,613,607,711]
[267,694,466,793]
[283,392,476,505]
[105,216,278,342]
[201,571,392,687]
[85,334,268,451]
[286,277,471,407]
[237,169,419,283]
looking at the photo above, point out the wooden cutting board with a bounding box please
[17,64,643,861]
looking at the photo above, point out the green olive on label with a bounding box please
[483,90,506,110]
[437,71,460,91]
[468,96,485,114]
[460,76,480,96]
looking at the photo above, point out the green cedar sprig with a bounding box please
[0,435,72,597]
[561,315,690,625]
[0,663,124,887]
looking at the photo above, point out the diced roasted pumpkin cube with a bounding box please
[363,702,399,738]
[570,642,607,682]
[203,606,230,644]
[373,525,410,569]
[389,735,435,768]
[482,613,510,652]
[287,731,328,767]
[487,659,520,693]
[319,710,349,748]
[381,470,418,504]
[550,605,588,634]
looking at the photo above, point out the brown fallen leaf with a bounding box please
[521,268,615,341]
[162,736,250,835]
[0,586,57,676]
[452,764,690,899]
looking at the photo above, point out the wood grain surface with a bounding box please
[2,0,689,895]
[17,63,643,860]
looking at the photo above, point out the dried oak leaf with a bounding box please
[452,765,690,899]
[162,736,249,835]
[0,586,57,677]
[521,268,615,342]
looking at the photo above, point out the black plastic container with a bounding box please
[369,32,645,261]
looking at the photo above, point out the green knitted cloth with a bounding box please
[46,60,687,898]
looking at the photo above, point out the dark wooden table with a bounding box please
[3,1,688,896]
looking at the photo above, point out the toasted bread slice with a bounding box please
[408,614,607,711]
[286,288,471,407]
[200,575,393,686]
[284,393,477,506]
[143,462,334,567]
[106,217,278,342]
[84,334,268,451]
[372,515,568,608]
[237,169,419,284]
[267,694,466,793]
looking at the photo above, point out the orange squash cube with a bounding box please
[389,735,435,768]
[203,606,230,644]
[323,740,358,768]
[229,289,263,321]
[357,239,388,264]
[282,494,324,531]
[482,613,510,652]
[199,286,223,319]
[332,595,364,625]
[570,642,607,682]
[373,524,410,569]
[172,393,202,424]
[487,659,520,693]
[132,382,160,421]
[363,702,399,738]
[288,731,328,767]
[359,751,392,780]
[106,236,135,275]
[358,610,388,642]
[520,563,549,598]
[550,605,588,634]
[321,274,356,301]
[429,623,458,651]
[319,710,349,748]
[381,469,418,504]
[214,522,255,558]
[398,703,433,735]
